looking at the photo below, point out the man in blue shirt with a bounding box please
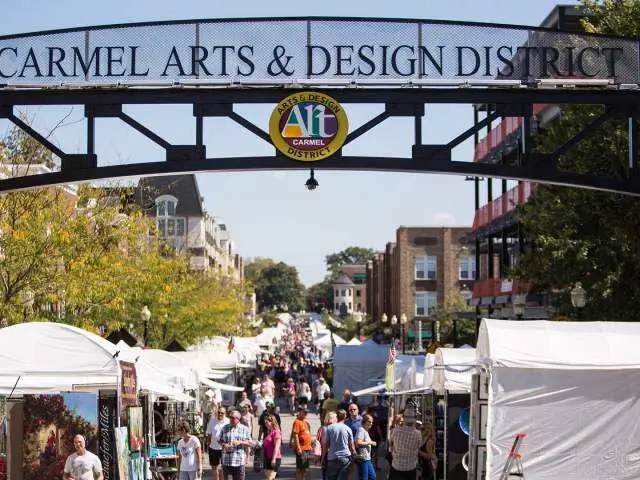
[344,404,363,480]
[322,409,356,480]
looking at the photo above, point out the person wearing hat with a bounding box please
[258,401,281,441]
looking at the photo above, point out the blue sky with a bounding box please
[62,392,98,425]
[0,0,579,286]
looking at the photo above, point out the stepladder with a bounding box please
[499,433,526,480]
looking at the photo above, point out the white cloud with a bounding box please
[431,212,456,225]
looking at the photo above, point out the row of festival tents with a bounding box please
[341,319,640,480]
[0,322,254,400]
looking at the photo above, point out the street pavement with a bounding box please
[203,404,323,480]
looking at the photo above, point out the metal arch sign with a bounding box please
[0,18,638,84]
[269,91,348,161]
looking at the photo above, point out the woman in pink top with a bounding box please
[262,414,282,479]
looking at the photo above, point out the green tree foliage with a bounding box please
[324,246,375,277]
[244,257,276,285]
[430,293,474,345]
[253,262,305,312]
[305,280,334,312]
[0,126,247,346]
[581,0,640,36]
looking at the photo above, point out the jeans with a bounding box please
[179,472,199,480]
[356,459,376,480]
[327,457,352,480]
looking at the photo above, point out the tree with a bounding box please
[254,262,305,312]
[244,257,276,285]
[325,246,375,276]
[512,1,640,320]
[0,125,248,346]
[305,280,334,312]
[430,293,474,346]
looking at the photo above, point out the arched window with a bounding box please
[155,195,186,238]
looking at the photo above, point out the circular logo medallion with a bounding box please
[269,91,348,162]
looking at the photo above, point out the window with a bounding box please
[155,196,186,238]
[356,290,361,297]
[341,289,346,296]
[335,289,339,297]
[415,256,437,280]
[157,218,185,237]
[415,292,437,316]
[156,198,177,216]
[335,303,339,311]
[459,255,476,280]
[348,302,352,310]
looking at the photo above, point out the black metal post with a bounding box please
[143,320,149,346]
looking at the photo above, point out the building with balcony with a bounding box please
[366,226,476,350]
[136,174,244,280]
[467,5,589,320]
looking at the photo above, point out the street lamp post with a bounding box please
[400,313,407,354]
[391,314,398,343]
[141,305,151,346]
[571,282,587,319]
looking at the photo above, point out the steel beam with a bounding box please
[345,111,391,145]
[118,112,172,150]
[0,155,638,196]
[7,113,67,160]
[0,87,639,107]
[228,112,272,144]
[550,107,615,160]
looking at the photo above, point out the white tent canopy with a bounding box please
[346,337,361,346]
[432,347,477,394]
[0,323,125,395]
[477,318,640,369]
[423,353,436,389]
[333,340,389,398]
[477,319,640,480]
[114,342,192,401]
[137,348,199,390]
[254,327,284,347]
[314,332,346,348]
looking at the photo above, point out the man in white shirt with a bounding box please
[205,406,230,480]
[315,377,331,413]
[63,434,103,480]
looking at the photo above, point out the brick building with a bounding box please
[366,227,476,349]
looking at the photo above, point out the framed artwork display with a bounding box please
[127,406,144,452]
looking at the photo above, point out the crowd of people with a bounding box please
[190,317,437,480]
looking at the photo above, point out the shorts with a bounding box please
[296,450,311,470]
[208,448,222,466]
[263,457,282,472]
